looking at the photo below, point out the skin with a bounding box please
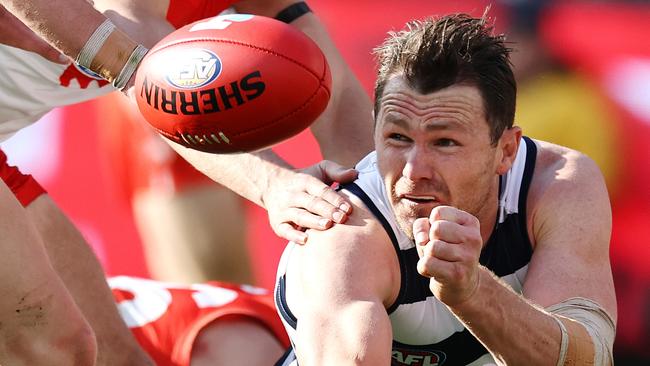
[0,5,67,63]
[375,77,510,241]
[96,0,371,244]
[190,316,284,366]
[0,1,370,364]
[25,194,154,366]
[0,182,96,366]
[286,76,616,365]
[1,0,373,244]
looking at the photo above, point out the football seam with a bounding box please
[150,38,324,81]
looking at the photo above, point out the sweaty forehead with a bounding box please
[378,76,486,127]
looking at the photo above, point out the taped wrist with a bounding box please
[76,19,148,90]
[275,2,311,24]
[547,297,616,366]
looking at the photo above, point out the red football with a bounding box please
[134,14,331,153]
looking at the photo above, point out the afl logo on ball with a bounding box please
[165,49,222,89]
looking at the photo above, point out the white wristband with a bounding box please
[76,19,115,69]
[113,44,148,91]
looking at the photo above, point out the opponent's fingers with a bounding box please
[303,183,351,221]
[0,7,68,64]
[27,38,69,64]
[430,206,479,228]
[280,207,333,231]
[274,222,308,245]
[413,217,431,246]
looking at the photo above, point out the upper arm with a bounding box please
[286,190,399,365]
[523,147,617,320]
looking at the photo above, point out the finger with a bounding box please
[417,253,452,279]
[430,206,479,227]
[315,160,358,184]
[413,217,430,245]
[303,183,351,221]
[0,9,68,64]
[280,207,333,231]
[422,240,464,263]
[429,220,470,244]
[29,39,69,64]
[275,222,308,245]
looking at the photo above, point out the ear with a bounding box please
[495,126,522,175]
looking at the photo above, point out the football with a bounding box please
[134,14,331,153]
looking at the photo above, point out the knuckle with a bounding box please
[417,260,431,277]
[316,184,331,199]
[430,221,444,237]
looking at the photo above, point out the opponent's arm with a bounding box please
[26,195,154,366]
[167,144,356,243]
[0,4,68,63]
[414,146,616,365]
[95,0,366,242]
[233,1,374,166]
[0,0,141,88]
[286,190,399,364]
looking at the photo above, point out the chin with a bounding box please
[393,206,416,240]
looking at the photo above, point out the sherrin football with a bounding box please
[134,14,332,153]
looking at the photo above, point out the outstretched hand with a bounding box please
[0,5,68,64]
[262,160,357,244]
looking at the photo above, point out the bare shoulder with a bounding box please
[522,139,616,315]
[526,139,611,246]
[286,189,400,313]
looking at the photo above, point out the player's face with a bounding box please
[374,76,501,239]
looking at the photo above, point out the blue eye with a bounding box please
[389,133,411,142]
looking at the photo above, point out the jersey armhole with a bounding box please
[340,183,407,314]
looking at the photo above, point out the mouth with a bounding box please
[399,194,438,205]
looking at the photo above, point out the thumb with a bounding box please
[318,160,358,184]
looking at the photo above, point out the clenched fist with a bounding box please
[413,206,483,307]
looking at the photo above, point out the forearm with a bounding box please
[27,196,153,366]
[287,12,373,166]
[449,267,566,365]
[167,141,292,207]
[0,0,103,57]
[234,1,374,166]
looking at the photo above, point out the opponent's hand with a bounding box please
[0,5,69,64]
[262,160,357,244]
[413,206,483,307]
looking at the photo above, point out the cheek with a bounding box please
[438,153,491,192]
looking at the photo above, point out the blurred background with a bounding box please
[1,0,648,363]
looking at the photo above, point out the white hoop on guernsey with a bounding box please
[75,18,115,69]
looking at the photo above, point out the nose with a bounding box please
[402,146,433,182]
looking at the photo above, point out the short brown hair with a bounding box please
[373,12,516,144]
